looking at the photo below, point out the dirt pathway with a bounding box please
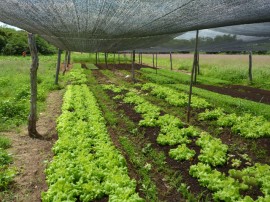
[1,90,63,202]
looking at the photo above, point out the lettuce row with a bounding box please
[169,144,196,161]
[142,83,210,109]
[190,163,270,202]
[199,109,270,138]
[66,65,88,85]
[196,133,228,166]
[42,85,143,202]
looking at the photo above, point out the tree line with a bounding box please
[0,27,56,55]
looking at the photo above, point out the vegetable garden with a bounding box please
[38,59,270,201]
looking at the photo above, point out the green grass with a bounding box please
[0,55,61,131]
[139,54,270,89]
[72,52,131,64]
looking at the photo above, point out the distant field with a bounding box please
[140,54,270,89]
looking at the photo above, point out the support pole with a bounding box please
[55,49,61,85]
[63,51,68,75]
[152,53,155,68]
[156,53,158,74]
[170,52,173,71]
[187,30,199,123]
[141,53,143,65]
[132,50,135,83]
[249,51,253,82]
[67,51,71,65]
[27,33,41,138]
[197,52,200,75]
[105,52,108,68]
[193,31,200,84]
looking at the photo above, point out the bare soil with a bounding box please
[196,84,270,105]
[1,90,63,202]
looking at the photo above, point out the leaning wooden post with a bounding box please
[170,52,173,71]
[27,33,41,138]
[63,51,68,75]
[193,31,199,84]
[249,51,253,82]
[187,30,199,123]
[55,49,61,85]
[132,50,135,83]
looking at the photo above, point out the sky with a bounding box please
[0,22,21,30]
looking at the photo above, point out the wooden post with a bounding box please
[193,31,199,84]
[132,50,135,83]
[141,53,143,65]
[27,33,41,138]
[55,49,61,85]
[187,30,199,123]
[155,53,158,74]
[152,53,155,68]
[249,51,253,82]
[170,52,173,71]
[197,52,200,75]
[63,51,68,75]
[105,52,108,68]
[67,51,71,65]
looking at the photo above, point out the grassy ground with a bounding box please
[0,55,61,131]
[139,53,270,89]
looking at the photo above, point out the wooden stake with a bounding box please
[197,52,200,75]
[155,53,158,74]
[193,31,200,84]
[170,52,173,71]
[67,51,71,65]
[27,33,41,139]
[187,30,199,123]
[152,53,154,68]
[132,50,135,83]
[55,49,61,85]
[105,52,108,68]
[249,51,253,82]
[63,51,68,75]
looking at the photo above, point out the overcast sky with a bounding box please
[0,22,21,30]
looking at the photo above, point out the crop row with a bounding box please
[43,68,143,201]
[199,108,270,138]
[141,83,270,139]
[102,83,270,201]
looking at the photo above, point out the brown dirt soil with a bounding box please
[195,84,270,105]
[1,90,63,202]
